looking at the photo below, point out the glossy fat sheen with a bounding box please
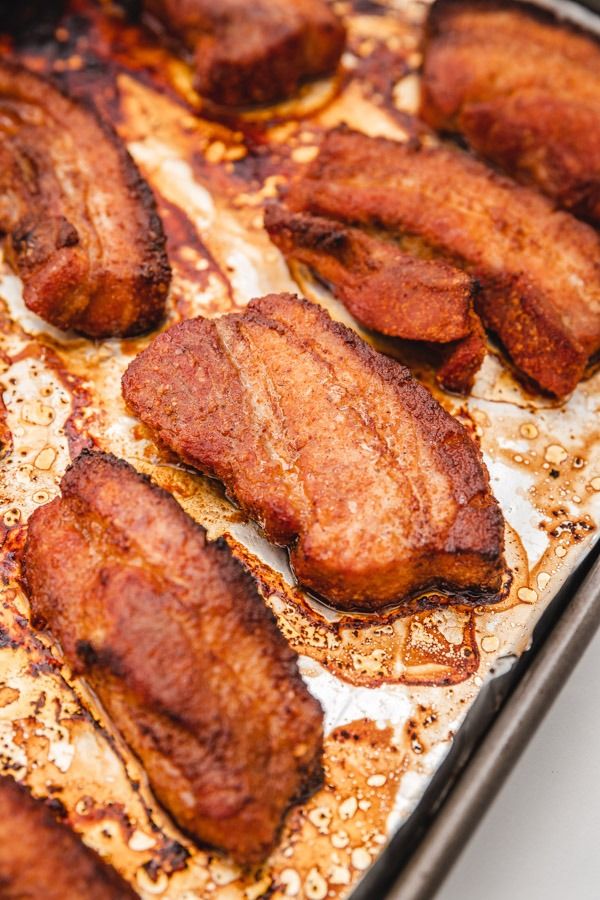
[122,293,505,612]
[264,202,485,394]
[0,61,171,337]
[23,452,323,867]
[143,0,346,106]
[288,128,600,398]
[421,0,600,225]
[0,775,136,899]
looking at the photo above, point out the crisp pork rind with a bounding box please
[0,1,598,897]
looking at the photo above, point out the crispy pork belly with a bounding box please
[287,128,600,397]
[24,451,323,866]
[0,775,136,899]
[421,0,600,225]
[435,309,487,395]
[0,61,171,338]
[122,293,504,612]
[264,201,485,392]
[264,203,473,342]
[142,0,346,107]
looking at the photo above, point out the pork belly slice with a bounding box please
[264,202,485,393]
[287,128,600,398]
[421,0,600,225]
[24,451,323,867]
[0,61,171,338]
[122,293,505,612]
[0,775,136,900]
[142,0,346,107]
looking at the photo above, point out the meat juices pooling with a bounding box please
[123,293,505,612]
[0,1,598,897]
[23,451,324,867]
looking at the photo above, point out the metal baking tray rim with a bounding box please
[354,539,600,900]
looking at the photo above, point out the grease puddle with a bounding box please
[0,0,598,897]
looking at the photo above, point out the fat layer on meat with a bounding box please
[123,293,505,612]
[24,451,324,866]
[0,61,171,338]
[421,0,600,225]
[286,127,600,397]
[264,201,485,393]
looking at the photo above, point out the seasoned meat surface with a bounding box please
[435,309,487,396]
[421,0,600,225]
[142,0,346,106]
[287,128,600,397]
[123,293,504,612]
[264,203,473,343]
[264,201,484,392]
[0,61,170,337]
[0,774,136,899]
[24,451,323,867]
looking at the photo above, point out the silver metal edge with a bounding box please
[383,546,600,900]
[346,1,600,894]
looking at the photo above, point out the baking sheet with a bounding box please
[377,545,600,900]
[0,1,599,898]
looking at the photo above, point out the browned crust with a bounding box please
[264,202,474,343]
[0,60,171,338]
[0,774,136,899]
[287,127,600,398]
[264,201,485,393]
[143,0,346,107]
[122,293,505,612]
[421,0,600,224]
[23,450,323,866]
[435,309,487,395]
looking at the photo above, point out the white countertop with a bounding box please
[437,610,600,900]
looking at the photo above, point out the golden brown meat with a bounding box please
[421,0,600,225]
[0,61,171,338]
[23,451,323,867]
[142,0,346,107]
[434,309,487,396]
[264,201,485,393]
[0,774,136,899]
[122,293,505,612]
[287,128,600,398]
